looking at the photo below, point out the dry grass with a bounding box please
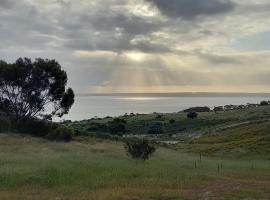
[0,134,269,200]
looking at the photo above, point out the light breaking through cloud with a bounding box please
[1,0,270,93]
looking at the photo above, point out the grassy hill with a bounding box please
[174,121,270,157]
[68,105,270,149]
[69,105,270,136]
[0,134,269,200]
[0,105,270,199]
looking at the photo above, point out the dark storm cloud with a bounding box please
[63,12,170,53]
[147,0,235,19]
[86,14,161,35]
[65,34,170,53]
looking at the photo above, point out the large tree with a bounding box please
[0,58,75,121]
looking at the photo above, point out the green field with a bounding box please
[0,132,269,200]
[1,106,270,199]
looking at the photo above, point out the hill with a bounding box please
[0,134,269,200]
[68,105,270,140]
[174,121,270,157]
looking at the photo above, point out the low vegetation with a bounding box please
[174,121,270,157]
[0,134,268,200]
[68,102,270,140]
[124,138,156,161]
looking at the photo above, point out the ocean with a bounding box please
[63,93,270,121]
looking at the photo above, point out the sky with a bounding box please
[1,0,270,93]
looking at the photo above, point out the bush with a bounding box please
[156,114,163,120]
[187,112,198,119]
[148,122,164,135]
[13,118,73,141]
[108,118,127,135]
[14,118,54,137]
[0,117,11,132]
[124,138,156,161]
[184,107,210,113]
[87,122,108,132]
[169,119,176,124]
[46,126,73,142]
[213,106,224,113]
[260,101,269,106]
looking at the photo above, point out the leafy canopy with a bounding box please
[0,58,75,120]
[125,138,156,161]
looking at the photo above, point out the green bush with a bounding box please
[169,119,176,124]
[0,117,11,132]
[87,122,108,132]
[260,101,269,106]
[108,118,127,135]
[46,127,73,142]
[124,138,156,161]
[148,122,164,135]
[187,112,198,119]
[13,118,73,142]
[14,118,54,137]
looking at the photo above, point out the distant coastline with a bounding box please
[77,92,270,98]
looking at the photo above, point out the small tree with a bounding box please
[0,58,75,121]
[187,112,198,119]
[124,138,156,161]
[260,101,269,106]
[213,106,224,113]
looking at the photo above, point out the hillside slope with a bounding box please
[175,121,270,157]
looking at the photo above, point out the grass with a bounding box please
[0,134,269,200]
[174,121,270,157]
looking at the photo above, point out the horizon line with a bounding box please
[76,92,270,97]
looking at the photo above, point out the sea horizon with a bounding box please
[77,92,270,98]
[64,94,270,121]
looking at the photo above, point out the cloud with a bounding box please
[146,0,235,19]
[1,0,270,93]
[0,0,14,9]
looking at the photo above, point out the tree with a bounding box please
[0,58,75,121]
[260,101,269,106]
[187,112,198,119]
[213,106,224,113]
[124,138,156,161]
[184,107,210,113]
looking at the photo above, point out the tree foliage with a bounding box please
[124,138,156,161]
[0,58,75,121]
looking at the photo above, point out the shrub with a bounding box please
[0,117,11,132]
[213,106,224,113]
[87,122,108,132]
[169,119,176,124]
[14,118,53,137]
[156,114,163,120]
[260,101,269,106]
[13,118,73,142]
[46,126,73,142]
[124,138,156,161]
[187,112,198,119]
[108,118,127,135]
[184,107,210,113]
[148,122,164,134]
